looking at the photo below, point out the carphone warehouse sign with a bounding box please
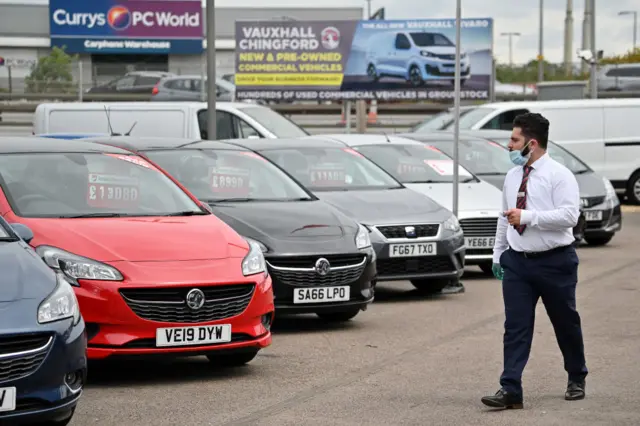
[49,0,203,54]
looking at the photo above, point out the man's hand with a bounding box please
[492,263,504,280]
[504,208,523,226]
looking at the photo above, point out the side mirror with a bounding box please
[10,223,34,244]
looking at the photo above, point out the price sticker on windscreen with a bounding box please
[310,165,346,186]
[424,160,472,176]
[211,168,251,194]
[397,159,425,176]
[87,174,140,207]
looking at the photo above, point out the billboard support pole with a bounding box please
[200,53,206,102]
[206,0,217,140]
[78,60,83,102]
[345,101,351,134]
[452,0,462,218]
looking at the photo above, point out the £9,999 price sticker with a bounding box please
[87,174,140,207]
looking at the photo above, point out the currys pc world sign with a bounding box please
[49,0,203,54]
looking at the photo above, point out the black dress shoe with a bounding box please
[481,389,523,409]
[565,381,586,401]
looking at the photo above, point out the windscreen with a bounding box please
[411,109,472,132]
[490,138,589,174]
[410,32,454,47]
[144,149,313,202]
[354,144,475,184]
[0,152,202,218]
[427,139,514,174]
[444,107,496,130]
[239,106,309,138]
[258,147,402,191]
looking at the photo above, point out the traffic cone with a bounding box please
[367,100,378,124]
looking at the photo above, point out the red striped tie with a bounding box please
[515,165,533,235]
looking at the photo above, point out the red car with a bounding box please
[0,137,274,364]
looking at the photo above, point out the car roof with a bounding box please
[84,136,248,152]
[0,136,133,154]
[314,133,425,147]
[223,136,350,151]
[35,101,256,111]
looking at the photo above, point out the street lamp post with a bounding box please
[206,0,216,140]
[500,32,521,66]
[452,0,461,218]
[618,10,638,50]
[538,0,544,82]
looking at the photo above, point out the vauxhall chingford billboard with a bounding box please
[49,0,203,54]
[234,19,493,101]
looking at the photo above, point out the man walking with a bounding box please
[482,112,588,409]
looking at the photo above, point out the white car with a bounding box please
[319,134,502,274]
[33,102,309,141]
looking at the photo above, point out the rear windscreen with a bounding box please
[47,110,186,137]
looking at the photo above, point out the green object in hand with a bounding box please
[492,263,504,280]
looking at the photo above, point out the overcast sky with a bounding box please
[216,0,638,65]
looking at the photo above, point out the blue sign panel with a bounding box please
[49,0,204,54]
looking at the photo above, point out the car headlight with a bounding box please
[242,238,267,276]
[35,245,123,285]
[443,215,461,232]
[38,273,81,324]
[355,224,372,249]
[420,50,435,57]
[602,177,620,207]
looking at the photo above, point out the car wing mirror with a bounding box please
[10,223,34,244]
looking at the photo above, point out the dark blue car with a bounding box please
[0,218,87,425]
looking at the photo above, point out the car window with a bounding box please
[410,32,454,47]
[198,110,238,140]
[395,34,411,50]
[488,137,589,173]
[354,144,474,183]
[260,147,402,191]
[481,109,530,130]
[115,76,136,90]
[238,107,309,138]
[235,118,261,138]
[145,149,312,202]
[412,109,472,132]
[136,76,162,86]
[427,139,514,174]
[444,107,497,130]
[0,153,203,218]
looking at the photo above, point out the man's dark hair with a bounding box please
[513,112,549,149]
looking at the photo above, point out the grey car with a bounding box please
[224,137,466,294]
[151,75,236,101]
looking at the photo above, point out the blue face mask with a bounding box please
[509,142,532,166]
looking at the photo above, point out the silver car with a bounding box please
[151,75,236,101]
[319,134,503,275]
[597,63,640,92]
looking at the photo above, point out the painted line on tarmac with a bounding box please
[622,205,640,213]
[224,257,640,425]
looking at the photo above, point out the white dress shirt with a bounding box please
[493,152,580,263]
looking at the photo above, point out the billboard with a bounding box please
[49,0,203,54]
[234,19,493,101]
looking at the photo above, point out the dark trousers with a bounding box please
[499,245,588,396]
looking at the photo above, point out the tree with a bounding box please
[599,48,640,65]
[25,46,78,93]
[496,59,588,84]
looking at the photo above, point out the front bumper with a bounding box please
[75,262,275,360]
[372,230,465,282]
[0,318,87,425]
[267,249,376,314]
[583,204,622,237]
[420,57,471,80]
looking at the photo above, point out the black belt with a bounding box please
[509,245,572,259]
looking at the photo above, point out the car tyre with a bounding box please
[316,307,361,322]
[410,279,450,294]
[626,170,640,204]
[478,262,493,275]
[408,65,424,87]
[367,63,379,82]
[206,350,259,367]
[584,234,614,246]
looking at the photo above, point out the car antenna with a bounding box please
[103,106,116,135]
[124,121,137,136]
[382,131,391,142]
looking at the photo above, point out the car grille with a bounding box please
[0,333,52,383]
[581,196,606,209]
[460,218,498,237]
[375,224,439,239]
[119,285,255,324]
[376,256,455,276]
[266,254,367,287]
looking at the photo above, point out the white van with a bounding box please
[446,99,640,203]
[33,101,309,140]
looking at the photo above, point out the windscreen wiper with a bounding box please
[207,198,257,203]
[62,213,125,218]
[163,210,209,216]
